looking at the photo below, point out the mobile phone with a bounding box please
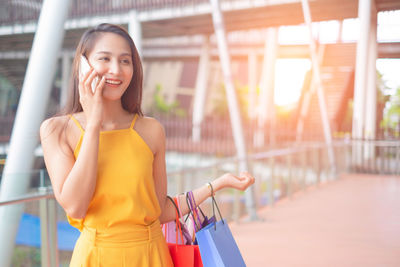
[79,55,98,93]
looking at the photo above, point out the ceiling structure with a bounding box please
[0,0,399,89]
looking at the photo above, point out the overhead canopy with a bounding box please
[0,0,399,88]
[1,0,400,49]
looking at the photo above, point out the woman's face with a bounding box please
[86,32,133,101]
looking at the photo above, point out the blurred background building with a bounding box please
[0,0,399,159]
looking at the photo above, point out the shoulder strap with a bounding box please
[69,114,84,133]
[130,113,138,129]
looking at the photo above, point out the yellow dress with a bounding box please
[68,114,173,267]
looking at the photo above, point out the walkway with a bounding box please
[230,174,400,267]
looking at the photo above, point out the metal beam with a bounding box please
[255,27,278,148]
[300,0,336,174]
[209,0,258,220]
[192,35,210,142]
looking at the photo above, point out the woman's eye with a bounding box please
[121,59,131,64]
[99,57,110,61]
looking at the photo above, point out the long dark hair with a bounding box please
[61,23,143,116]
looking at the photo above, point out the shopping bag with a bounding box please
[176,195,203,267]
[164,196,203,267]
[196,220,245,267]
[185,191,216,244]
[196,186,246,267]
[163,196,191,245]
[168,243,196,267]
[186,191,216,231]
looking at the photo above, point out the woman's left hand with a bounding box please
[217,171,255,191]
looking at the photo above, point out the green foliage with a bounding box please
[212,81,256,120]
[377,69,400,136]
[153,84,186,117]
[212,83,229,118]
[381,86,400,136]
[12,246,41,267]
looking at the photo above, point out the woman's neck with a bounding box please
[101,100,130,125]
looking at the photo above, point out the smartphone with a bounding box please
[79,55,98,93]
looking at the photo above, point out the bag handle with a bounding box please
[165,195,185,245]
[185,191,202,231]
[164,196,174,241]
[208,183,224,230]
[167,195,180,218]
[173,197,185,245]
[187,191,208,221]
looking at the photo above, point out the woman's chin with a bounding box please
[101,89,126,101]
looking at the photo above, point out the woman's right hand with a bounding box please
[79,68,106,129]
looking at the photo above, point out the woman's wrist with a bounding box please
[208,177,225,194]
[85,125,101,135]
[85,120,101,132]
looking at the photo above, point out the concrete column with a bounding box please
[0,0,71,266]
[60,52,71,108]
[255,28,278,148]
[209,0,258,220]
[192,36,210,142]
[301,0,336,174]
[364,7,377,159]
[248,50,258,120]
[337,20,343,43]
[352,0,372,166]
[129,10,142,57]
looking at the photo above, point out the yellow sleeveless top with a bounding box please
[67,114,161,232]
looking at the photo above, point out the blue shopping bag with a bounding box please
[196,185,246,267]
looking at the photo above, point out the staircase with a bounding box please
[297,43,356,141]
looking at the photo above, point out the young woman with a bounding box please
[40,23,255,266]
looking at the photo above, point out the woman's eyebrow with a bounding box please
[95,51,111,55]
[95,51,131,57]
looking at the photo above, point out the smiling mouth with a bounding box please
[105,79,122,85]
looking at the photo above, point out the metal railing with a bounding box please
[0,139,398,266]
[0,169,58,267]
[350,139,400,175]
[0,189,58,267]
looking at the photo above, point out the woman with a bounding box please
[40,23,255,266]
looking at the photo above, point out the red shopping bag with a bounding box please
[168,243,202,267]
[164,196,203,267]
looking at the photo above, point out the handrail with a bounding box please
[0,139,398,203]
[0,188,54,206]
[166,141,344,175]
[0,142,333,204]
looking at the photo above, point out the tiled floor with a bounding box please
[230,174,400,267]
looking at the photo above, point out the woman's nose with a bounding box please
[108,60,121,74]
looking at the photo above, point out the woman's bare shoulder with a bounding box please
[40,115,70,137]
[138,116,165,135]
[136,116,166,154]
[40,112,84,134]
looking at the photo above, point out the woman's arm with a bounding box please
[40,117,100,219]
[158,173,254,224]
[151,120,255,224]
[41,70,105,219]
